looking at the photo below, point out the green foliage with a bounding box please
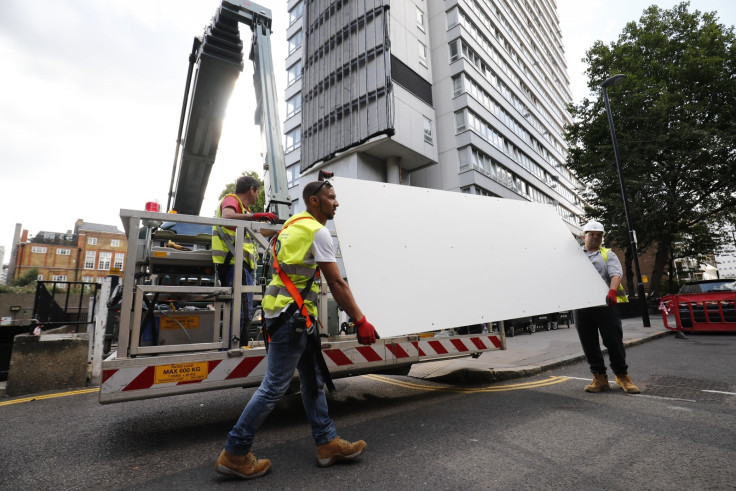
[0,284,36,294]
[566,2,736,296]
[13,268,39,287]
[217,170,265,213]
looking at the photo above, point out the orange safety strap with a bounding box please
[271,216,320,329]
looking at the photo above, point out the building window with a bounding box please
[31,246,47,254]
[417,8,425,31]
[286,93,302,118]
[98,252,112,270]
[287,61,302,86]
[452,75,463,97]
[37,274,44,281]
[447,7,459,29]
[287,164,300,188]
[418,41,428,67]
[88,237,97,245]
[285,127,301,153]
[82,276,95,283]
[85,251,96,269]
[114,253,125,270]
[455,110,467,132]
[449,40,460,62]
[56,248,71,255]
[52,275,68,282]
[289,1,303,25]
[111,239,120,247]
[288,30,302,55]
[424,117,433,144]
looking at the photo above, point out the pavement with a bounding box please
[0,314,671,398]
[409,314,671,383]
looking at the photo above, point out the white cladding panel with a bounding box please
[331,177,607,338]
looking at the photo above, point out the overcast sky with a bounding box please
[1,0,735,263]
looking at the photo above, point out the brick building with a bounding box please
[11,219,127,285]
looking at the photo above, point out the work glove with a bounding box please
[355,316,378,345]
[252,212,278,223]
[606,288,618,306]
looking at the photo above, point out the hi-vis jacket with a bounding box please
[600,247,629,303]
[211,194,256,272]
[262,211,322,318]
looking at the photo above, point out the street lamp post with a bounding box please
[601,74,651,327]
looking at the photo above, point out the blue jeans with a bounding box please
[225,314,338,455]
[225,266,253,342]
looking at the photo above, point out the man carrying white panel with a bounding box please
[575,220,641,394]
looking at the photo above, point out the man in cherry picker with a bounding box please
[574,220,640,394]
[215,173,379,480]
[212,175,278,343]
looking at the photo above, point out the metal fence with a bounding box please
[32,281,101,333]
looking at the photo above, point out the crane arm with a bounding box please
[169,0,290,219]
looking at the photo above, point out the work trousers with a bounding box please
[225,314,338,456]
[224,266,253,343]
[574,305,628,376]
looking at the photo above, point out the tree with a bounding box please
[13,268,39,287]
[217,170,265,212]
[566,2,736,297]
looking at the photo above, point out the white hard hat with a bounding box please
[582,220,605,233]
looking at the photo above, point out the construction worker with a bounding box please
[215,178,379,480]
[212,175,277,342]
[574,220,640,394]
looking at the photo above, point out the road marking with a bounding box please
[636,394,696,403]
[0,387,99,407]
[361,374,568,393]
[702,389,736,396]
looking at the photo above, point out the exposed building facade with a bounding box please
[283,0,584,231]
[715,225,736,279]
[10,219,127,285]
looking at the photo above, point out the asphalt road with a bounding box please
[1,333,734,490]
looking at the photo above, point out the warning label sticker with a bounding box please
[160,315,200,330]
[154,362,208,384]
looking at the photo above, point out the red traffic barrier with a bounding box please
[659,292,736,332]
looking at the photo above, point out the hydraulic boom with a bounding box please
[167,0,290,219]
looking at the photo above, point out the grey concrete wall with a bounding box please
[6,333,89,397]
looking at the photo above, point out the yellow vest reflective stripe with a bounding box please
[262,211,322,318]
[211,194,256,270]
[600,247,629,303]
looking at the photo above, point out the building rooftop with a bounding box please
[30,231,77,245]
[75,222,123,234]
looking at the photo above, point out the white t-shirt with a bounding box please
[303,227,335,264]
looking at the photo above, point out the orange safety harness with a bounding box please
[270,215,320,330]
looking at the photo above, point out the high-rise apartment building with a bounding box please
[284,0,584,231]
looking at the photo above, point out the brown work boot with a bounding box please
[584,373,610,393]
[316,437,366,467]
[215,450,271,479]
[615,374,641,394]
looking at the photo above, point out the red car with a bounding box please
[660,279,736,332]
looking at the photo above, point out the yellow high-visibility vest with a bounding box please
[211,194,256,271]
[262,211,323,318]
[600,247,629,303]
